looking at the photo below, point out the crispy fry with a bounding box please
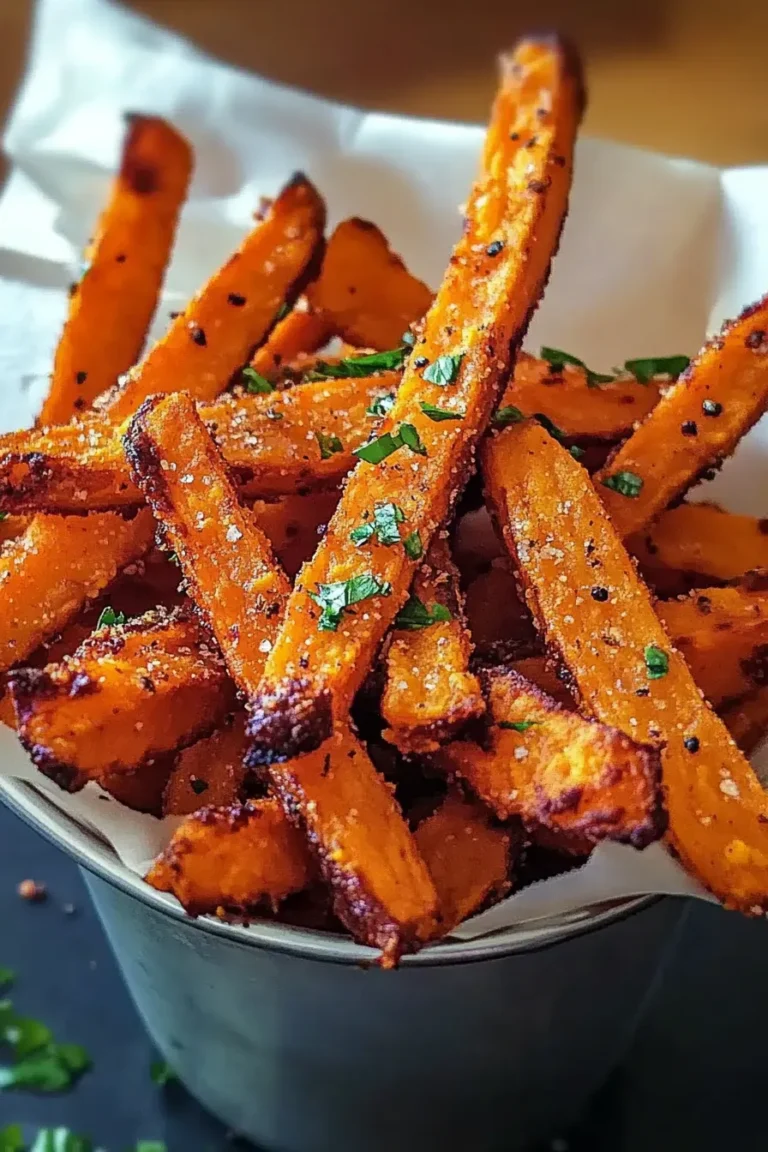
[146,799,312,917]
[39,116,193,426]
[248,39,584,760]
[252,491,340,579]
[596,294,768,537]
[510,654,576,708]
[435,666,663,850]
[163,712,248,816]
[381,540,484,753]
[100,757,175,817]
[98,175,325,421]
[0,510,154,669]
[721,689,768,756]
[484,419,768,910]
[414,792,513,933]
[630,503,768,592]
[0,373,396,515]
[8,609,234,791]
[250,302,333,380]
[306,218,433,350]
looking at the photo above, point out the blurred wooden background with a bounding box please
[0,0,766,165]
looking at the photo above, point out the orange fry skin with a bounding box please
[39,116,193,427]
[248,39,585,761]
[98,174,326,422]
[414,792,513,934]
[484,419,768,911]
[596,294,768,538]
[250,304,333,380]
[0,373,395,515]
[381,540,484,754]
[146,799,313,917]
[435,666,663,851]
[100,757,175,817]
[8,609,235,792]
[0,510,154,670]
[163,712,248,816]
[306,218,433,350]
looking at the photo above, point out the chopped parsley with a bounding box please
[623,355,690,383]
[134,1143,167,1152]
[350,504,405,548]
[0,971,13,990]
[275,302,290,322]
[394,595,451,631]
[349,522,375,547]
[310,574,391,631]
[541,346,614,387]
[533,412,566,441]
[30,1130,93,1151]
[422,353,463,386]
[353,423,426,464]
[419,402,464,422]
[493,405,525,428]
[150,1059,177,1087]
[403,531,423,560]
[96,606,126,630]
[398,423,426,455]
[569,445,585,460]
[0,513,7,524]
[499,720,540,732]
[242,367,274,394]
[644,644,669,680]
[307,347,408,380]
[0,1125,23,1151]
[316,432,343,460]
[602,471,643,499]
[366,394,396,418]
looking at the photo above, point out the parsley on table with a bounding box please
[493,405,525,428]
[366,394,396,418]
[315,432,343,460]
[149,1059,177,1087]
[242,367,274,394]
[422,353,463,386]
[134,1142,167,1152]
[310,574,391,631]
[353,423,426,464]
[623,355,690,383]
[644,644,669,679]
[394,595,451,631]
[499,720,540,732]
[29,1129,93,1151]
[0,1124,23,1151]
[0,970,13,990]
[419,402,464,422]
[602,471,643,498]
[307,347,408,380]
[540,346,615,387]
[95,606,126,630]
[0,990,91,1095]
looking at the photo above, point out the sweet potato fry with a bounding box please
[127,391,437,956]
[414,792,513,933]
[0,515,29,545]
[381,539,484,753]
[39,116,193,426]
[721,689,768,756]
[463,558,535,658]
[483,419,768,910]
[100,757,175,817]
[0,510,154,670]
[250,302,333,380]
[306,218,433,350]
[248,38,584,760]
[596,294,768,538]
[146,799,313,917]
[163,712,248,816]
[98,174,325,421]
[8,608,234,791]
[510,654,576,708]
[0,373,395,515]
[630,503,768,592]
[252,491,340,579]
[435,666,663,850]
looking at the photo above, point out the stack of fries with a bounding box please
[4,39,768,965]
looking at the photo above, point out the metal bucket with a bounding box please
[1,778,687,1152]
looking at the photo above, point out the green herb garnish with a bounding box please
[419,402,464,422]
[0,513,7,524]
[394,595,451,631]
[242,367,274,394]
[423,353,463,386]
[541,346,615,388]
[0,971,14,990]
[569,445,585,460]
[353,423,426,465]
[366,394,396,418]
[134,1143,167,1152]
[30,1129,93,1151]
[275,302,290,322]
[493,405,525,428]
[499,720,540,732]
[349,522,375,547]
[96,606,125,630]
[644,644,669,680]
[316,432,343,460]
[308,347,408,380]
[150,1059,177,1088]
[624,355,690,383]
[373,503,405,545]
[0,1041,91,1093]
[602,471,643,498]
[310,574,391,631]
[0,1124,23,1152]
[403,531,423,560]
[398,423,426,455]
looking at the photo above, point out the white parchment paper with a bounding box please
[1,0,767,938]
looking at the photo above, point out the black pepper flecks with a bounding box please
[115,254,127,263]
[528,178,550,193]
[746,329,768,353]
[681,420,698,437]
[414,356,429,369]
[591,586,609,602]
[635,686,650,697]
[75,371,88,386]
[684,736,700,753]
[486,240,504,257]
[68,283,78,298]
[702,399,722,416]
[510,131,520,141]
[228,293,246,307]
[190,777,209,795]
[191,327,207,347]
[525,136,538,148]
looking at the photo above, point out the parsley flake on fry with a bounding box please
[315,432,343,460]
[498,719,540,732]
[394,595,451,631]
[307,347,408,380]
[366,394,396,418]
[422,353,463,386]
[602,470,643,498]
[95,606,126,630]
[419,402,464,422]
[624,354,690,383]
[493,405,525,428]
[644,644,669,679]
[403,531,424,560]
[242,367,275,394]
[540,346,615,387]
[310,574,392,631]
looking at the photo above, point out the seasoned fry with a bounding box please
[8,609,234,791]
[414,792,513,933]
[721,689,768,756]
[0,510,154,670]
[435,666,663,850]
[510,654,575,708]
[381,540,484,754]
[0,373,395,515]
[249,38,584,760]
[250,302,333,380]
[39,116,193,426]
[146,799,313,917]
[163,712,248,816]
[596,294,768,538]
[100,757,175,817]
[484,419,768,910]
[306,218,433,350]
[99,174,326,421]
[128,391,437,956]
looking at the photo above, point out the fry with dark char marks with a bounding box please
[381,539,484,754]
[0,510,155,670]
[8,608,235,791]
[248,38,585,762]
[127,391,438,959]
[250,303,333,380]
[305,218,433,350]
[39,116,193,426]
[434,666,663,851]
[483,419,768,911]
[596,294,768,538]
[0,373,396,515]
[163,712,248,816]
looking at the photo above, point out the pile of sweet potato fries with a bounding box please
[4,38,768,964]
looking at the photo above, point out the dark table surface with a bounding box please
[1,800,767,1151]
